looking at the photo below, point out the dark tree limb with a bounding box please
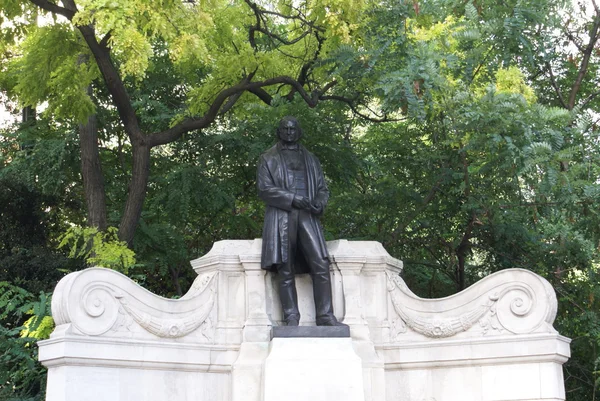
[563,27,585,52]
[286,32,325,100]
[79,90,108,231]
[28,0,75,19]
[567,12,600,109]
[248,87,274,105]
[320,94,402,122]
[118,143,151,244]
[218,71,257,115]
[77,24,144,142]
[546,62,568,109]
[250,26,311,46]
[148,76,338,147]
[580,88,600,109]
[99,31,112,48]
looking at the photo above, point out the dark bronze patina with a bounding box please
[257,116,347,327]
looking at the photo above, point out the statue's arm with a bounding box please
[314,158,329,206]
[311,157,329,216]
[257,155,295,211]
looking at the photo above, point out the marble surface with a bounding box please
[263,338,364,401]
[39,239,570,401]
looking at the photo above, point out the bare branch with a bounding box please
[248,87,274,105]
[319,94,403,122]
[219,72,257,115]
[99,31,112,49]
[147,76,320,147]
[546,62,568,108]
[568,14,600,109]
[148,76,399,147]
[29,0,143,141]
[563,27,585,52]
[250,26,311,46]
[580,88,600,108]
[28,0,75,19]
[77,24,143,141]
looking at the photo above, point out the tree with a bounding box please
[1,0,395,245]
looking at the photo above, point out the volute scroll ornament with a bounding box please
[52,267,218,340]
[386,268,558,339]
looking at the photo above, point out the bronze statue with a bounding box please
[257,116,347,327]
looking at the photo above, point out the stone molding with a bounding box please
[50,267,217,341]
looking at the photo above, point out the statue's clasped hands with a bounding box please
[292,195,322,214]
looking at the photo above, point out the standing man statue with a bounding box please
[257,116,347,327]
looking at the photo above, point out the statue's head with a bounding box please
[277,116,302,144]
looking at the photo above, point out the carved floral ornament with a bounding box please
[385,270,556,339]
[64,269,217,340]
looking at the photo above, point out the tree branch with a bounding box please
[568,13,600,109]
[546,62,568,109]
[147,75,323,147]
[99,31,112,48]
[218,72,257,115]
[248,87,273,105]
[28,0,143,142]
[250,26,311,46]
[580,88,600,109]
[319,94,403,122]
[28,0,75,19]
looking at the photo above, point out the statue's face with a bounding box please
[278,120,300,144]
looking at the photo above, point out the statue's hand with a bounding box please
[310,201,323,215]
[292,195,311,210]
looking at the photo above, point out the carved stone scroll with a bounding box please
[386,268,558,339]
[51,267,217,340]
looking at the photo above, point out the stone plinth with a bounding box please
[264,338,364,401]
[39,239,570,401]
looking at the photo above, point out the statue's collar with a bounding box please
[277,142,301,151]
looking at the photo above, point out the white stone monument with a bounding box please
[39,240,570,401]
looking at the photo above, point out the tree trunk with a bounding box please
[22,105,36,123]
[79,87,108,231]
[456,252,466,292]
[118,142,151,245]
[170,265,183,297]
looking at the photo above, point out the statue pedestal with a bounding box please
[264,337,364,401]
[38,240,570,401]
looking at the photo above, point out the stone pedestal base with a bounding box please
[263,337,365,401]
[39,334,235,401]
[39,240,571,401]
[383,333,570,401]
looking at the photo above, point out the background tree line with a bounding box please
[0,0,599,399]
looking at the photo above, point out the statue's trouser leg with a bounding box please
[278,210,300,323]
[297,212,336,324]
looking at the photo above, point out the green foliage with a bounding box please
[1,0,599,399]
[0,282,52,401]
[5,24,98,123]
[58,226,136,274]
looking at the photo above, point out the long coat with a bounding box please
[257,142,330,273]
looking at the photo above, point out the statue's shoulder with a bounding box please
[261,144,279,159]
[299,145,319,162]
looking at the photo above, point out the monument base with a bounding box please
[39,240,571,401]
[263,337,365,401]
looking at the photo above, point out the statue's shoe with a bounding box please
[286,319,299,326]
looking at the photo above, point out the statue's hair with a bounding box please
[277,116,302,138]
